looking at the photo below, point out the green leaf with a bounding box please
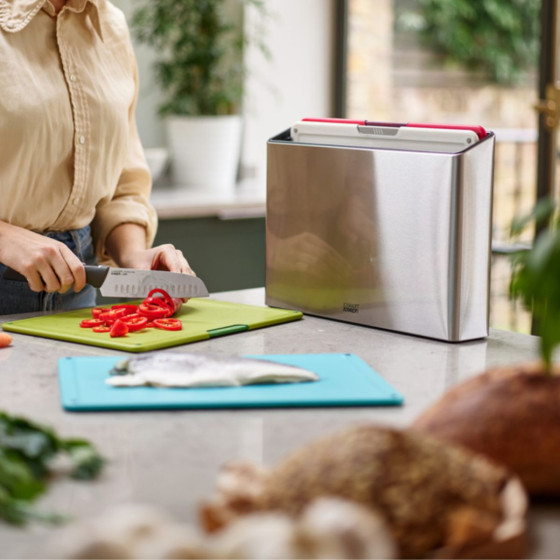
[61,440,105,480]
[0,411,104,526]
[0,487,68,526]
[0,451,45,501]
[510,198,555,237]
[509,197,560,370]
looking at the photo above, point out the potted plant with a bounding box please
[131,0,268,191]
[412,197,560,497]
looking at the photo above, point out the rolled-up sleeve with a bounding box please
[0,1,158,248]
[91,42,158,264]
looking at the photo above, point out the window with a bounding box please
[336,0,554,333]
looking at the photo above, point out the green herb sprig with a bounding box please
[0,411,104,525]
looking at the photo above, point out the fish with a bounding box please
[106,352,320,388]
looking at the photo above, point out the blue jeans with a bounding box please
[0,226,97,314]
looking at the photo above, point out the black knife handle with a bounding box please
[84,265,110,288]
[2,264,109,288]
[2,267,26,282]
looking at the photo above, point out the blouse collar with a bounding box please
[0,0,103,41]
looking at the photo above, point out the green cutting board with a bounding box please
[1,299,302,352]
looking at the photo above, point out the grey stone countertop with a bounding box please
[0,288,558,558]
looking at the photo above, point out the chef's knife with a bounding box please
[3,265,209,299]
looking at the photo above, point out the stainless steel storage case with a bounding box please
[265,129,495,341]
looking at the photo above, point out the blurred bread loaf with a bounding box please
[413,362,560,496]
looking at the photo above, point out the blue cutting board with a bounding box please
[58,353,404,411]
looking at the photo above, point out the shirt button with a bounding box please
[79,135,85,145]
[69,74,77,82]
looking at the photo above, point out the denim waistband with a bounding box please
[0,224,97,314]
[43,225,92,262]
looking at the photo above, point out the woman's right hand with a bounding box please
[0,222,86,293]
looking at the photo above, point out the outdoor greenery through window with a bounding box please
[345,0,541,333]
[398,0,540,85]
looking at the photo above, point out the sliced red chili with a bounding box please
[170,298,183,314]
[99,308,127,322]
[153,318,182,331]
[143,289,182,315]
[146,288,174,309]
[142,296,173,313]
[109,319,129,338]
[91,307,108,318]
[84,289,183,336]
[138,301,171,319]
[80,318,105,328]
[111,304,138,316]
[120,314,149,332]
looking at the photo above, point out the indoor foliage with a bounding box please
[131,0,268,116]
[510,198,560,372]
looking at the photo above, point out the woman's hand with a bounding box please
[106,223,194,274]
[0,222,86,293]
[118,244,194,275]
[106,224,195,303]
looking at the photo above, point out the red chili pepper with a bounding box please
[109,319,129,338]
[111,304,138,316]
[99,308,128,322]
[142,296,174,313]
[91,307,108,318]
[138,301,171,319]
[170,298,183,315]
[80,318,105,328]
[146,288,174,309]
[141,297,173,310]
[84,288,183,336]
[120,314,149,332]
[144,289,182,316]
[153,318,182,331]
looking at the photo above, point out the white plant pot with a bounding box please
[166,115,242,192]
[143,147,169,183]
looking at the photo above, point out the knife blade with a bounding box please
[3,265,209,299]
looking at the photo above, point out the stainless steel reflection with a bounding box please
[265,132,495,342]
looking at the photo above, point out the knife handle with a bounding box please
[83,265,110,288]
[2,267,26,282]
[2,264,109,288]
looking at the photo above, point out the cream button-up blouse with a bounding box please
[0,0,157,262]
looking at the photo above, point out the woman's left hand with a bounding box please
[119,244,196,303]
[106,224,195,275]
[120,244,194,275]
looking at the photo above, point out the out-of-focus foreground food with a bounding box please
[51,424,527,559]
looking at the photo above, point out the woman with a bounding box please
[0,0,193,314]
